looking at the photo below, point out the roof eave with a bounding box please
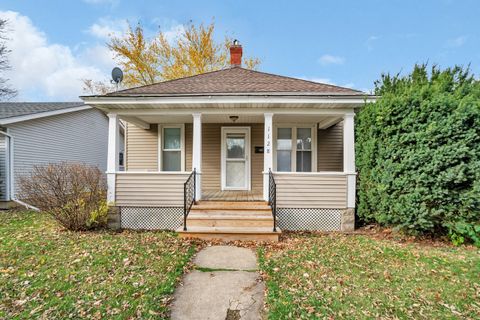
[0,105,92,126]
[81,93,378,106]
[82,91,374,99]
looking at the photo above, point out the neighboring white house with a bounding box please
[0,102,124,205]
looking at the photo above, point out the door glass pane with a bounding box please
[226,134,245,159]
[296,151,312,172]
[226,161,245,188]
[163,128,181,150]
[297,128,312,150]
[163,151,181,171]
[277,128,292,150]
[277,150,291,172]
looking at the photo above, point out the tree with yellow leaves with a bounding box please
[84,21,260,92]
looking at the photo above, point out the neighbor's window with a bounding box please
[275,126,314,172]
[162,126,183,171]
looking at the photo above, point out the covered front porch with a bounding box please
[107,110,355,201]
[96,99,358,233]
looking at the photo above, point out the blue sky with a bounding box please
[0,0,479,101]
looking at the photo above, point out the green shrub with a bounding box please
[18,163,108,231]
[356,65,480,246]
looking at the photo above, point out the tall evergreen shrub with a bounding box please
[356,65,480,245]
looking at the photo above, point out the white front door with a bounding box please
[221,127,251,190]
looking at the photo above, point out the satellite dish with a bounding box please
[111,67,123,84]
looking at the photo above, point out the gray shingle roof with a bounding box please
[108,67,364,96]
[0,102,85,120]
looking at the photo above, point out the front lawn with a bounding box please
[259,233,480,319]
[0,211,195,319]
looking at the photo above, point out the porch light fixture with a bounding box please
[229,115,239,122]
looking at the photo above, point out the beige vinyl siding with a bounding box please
[125,123,158,171]
[200,123,263,193]
[125,123,263,192]
[115,173,190,206]
[250,124,264,192]
[185,124,192,171]
[274,173,347,208]
[201,123,220,191]
[317,121,343,171]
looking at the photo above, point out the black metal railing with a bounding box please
[183,168,196,231]
[268,169,277,232]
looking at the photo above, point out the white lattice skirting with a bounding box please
[119,206,344,231]
[120,207,183,230]
[277,208,343,231]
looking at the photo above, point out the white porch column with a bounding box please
[107,113,119,204]
[343,112,356,208]
[192,113,202,200]
[263,113,273,201]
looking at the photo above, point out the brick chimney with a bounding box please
[230,40,242,67]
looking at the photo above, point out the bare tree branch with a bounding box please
[0,18,18,100]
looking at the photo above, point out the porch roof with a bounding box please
[81,67,377,113]
[91,67,365,97]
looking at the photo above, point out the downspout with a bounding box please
[0,130,40,211]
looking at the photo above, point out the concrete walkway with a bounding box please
[171,246,264,320]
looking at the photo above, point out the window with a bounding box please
[276,128,292,172]
[160,125,184,171]
[275,126,315,172]
[296,128,312,172]
[119,152,124,167]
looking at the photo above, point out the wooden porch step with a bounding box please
[177,200,280,241]
[177,226,281,242]
[189,209,271,216]
[193,201,271,211]
[187,213,274,228]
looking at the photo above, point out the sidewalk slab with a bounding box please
[171,270,264,320]
[193,246,258,270]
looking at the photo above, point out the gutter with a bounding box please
[0,130,39,211]
[0,105,91,126]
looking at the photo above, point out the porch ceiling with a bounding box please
[120,113,343,127]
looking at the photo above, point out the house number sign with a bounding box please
[266,125,271,154]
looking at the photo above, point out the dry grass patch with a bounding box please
[0,211,196,319]
[259,232,480,319]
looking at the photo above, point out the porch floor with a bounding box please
[202,190,264,202]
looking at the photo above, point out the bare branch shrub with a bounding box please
[18,162,108,231]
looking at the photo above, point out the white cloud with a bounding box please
[318,54,345,66]
[150,17,186,43]
[446,35,468,48]
[88,16,185,44]
[80,44,116,68]
[162,24,185,43]
[87,17,128,39]
[365,35,380,51]
[0,10,112,101]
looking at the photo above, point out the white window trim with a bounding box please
[158,124,185,172]
[273,124,317,172]
[220,126,251,191]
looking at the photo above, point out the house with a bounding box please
[0,102,124,207]
[82,43,375,241]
